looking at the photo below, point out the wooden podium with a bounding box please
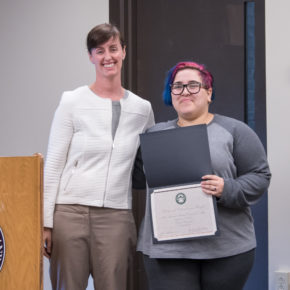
[0,154,43,290]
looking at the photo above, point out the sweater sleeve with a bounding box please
[43,93,74,228]
[218,122,271,208]
[132,146,146,190]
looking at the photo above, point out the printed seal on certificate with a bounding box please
[175,192,186,205]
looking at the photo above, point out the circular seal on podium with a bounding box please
[0,227,5,271]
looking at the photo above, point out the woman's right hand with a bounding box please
[201,174,224,198]
[43,227,52,258]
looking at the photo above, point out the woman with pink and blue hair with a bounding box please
[137,61,271,290]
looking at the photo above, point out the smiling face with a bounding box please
[89,36,126,79]
[171,68,212,122]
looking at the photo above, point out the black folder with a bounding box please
[140,124,213,188]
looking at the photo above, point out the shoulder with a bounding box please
[213,114,254,136]
[56,86,96,113]
[213,114,262,146]
[147,119,177,132]
[60,86,89,105]
[126,90,151,106]
[124,90,153,116]
[213,114,245,127]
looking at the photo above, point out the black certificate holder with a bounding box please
[140,124,213,188]
[140,124,219,243]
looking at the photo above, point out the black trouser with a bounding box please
[143,249,255,290]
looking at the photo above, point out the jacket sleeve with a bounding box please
[218,123,271,209]
[145,104,155,131]
[43,93,74,228]
[132,104,155,190]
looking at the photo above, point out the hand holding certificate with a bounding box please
[140,124,219,242]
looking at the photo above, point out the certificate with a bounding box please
[151,184,218,242]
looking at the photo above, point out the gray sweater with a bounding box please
[137,114,271,259]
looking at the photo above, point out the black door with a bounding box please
[110,1,267,289]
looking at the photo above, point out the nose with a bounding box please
[181,85,190,96]
[104,49,112,60]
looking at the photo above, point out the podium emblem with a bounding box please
[0,227,5,271]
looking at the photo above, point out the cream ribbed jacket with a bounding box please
[44,86,154,228]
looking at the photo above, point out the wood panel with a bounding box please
[0,154,43,290]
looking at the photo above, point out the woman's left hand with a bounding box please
[201,175,224,198]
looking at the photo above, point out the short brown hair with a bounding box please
[86,23,125,53]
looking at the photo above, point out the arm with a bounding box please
[43,227,52,258]
[145,104,155,131]
[132,105,154,190]
[44,93,74,228]
[203,122,271,208]
[220,124,271,208]
[132,146,146,190]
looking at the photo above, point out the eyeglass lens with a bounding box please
[171,82,201,95]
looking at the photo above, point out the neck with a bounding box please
[90,75,124,100]
[177,112,213,127]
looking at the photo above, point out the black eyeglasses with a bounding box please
[170,81,207,95]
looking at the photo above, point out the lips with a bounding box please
[179,98,191,103]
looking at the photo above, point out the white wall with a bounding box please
[0,0,109,157]
[0,0,109,289]
[266,0,290,288]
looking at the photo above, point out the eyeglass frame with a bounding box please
[170,81,209,95]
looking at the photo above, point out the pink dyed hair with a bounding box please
[163,61,215,106]
[171,62,213,89]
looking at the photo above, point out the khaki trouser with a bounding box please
[50,205,137,290]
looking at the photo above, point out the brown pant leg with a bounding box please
[89,208,137,290]
[50,205,91,290]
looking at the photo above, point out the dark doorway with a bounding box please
[110,1,267,289]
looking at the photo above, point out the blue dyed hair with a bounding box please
[162,61,215,106]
